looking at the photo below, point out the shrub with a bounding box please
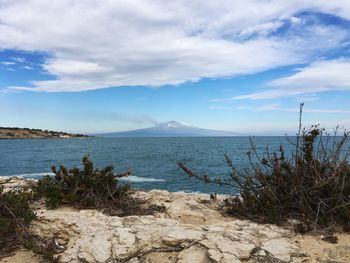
[178,104,350,232]
[34,156,131,211]
[0,183,36,256]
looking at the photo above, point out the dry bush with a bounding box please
[178,104,350,232]
[34,156,165,216]
[34,156,131,212]
[0,181,36,257]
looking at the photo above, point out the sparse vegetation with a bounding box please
[0,181,36,256]
[1,156,166,258]
[34,156,131,211]
[34,156,165,216]
[0,127,90,139]
[178,104,350,233]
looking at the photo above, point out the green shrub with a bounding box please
[0,185,36,255]
[178,104,350,232]
[34,156,131,211]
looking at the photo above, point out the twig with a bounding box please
[296,102,304,163]
[118,239,204,263]
[0,202,31,234]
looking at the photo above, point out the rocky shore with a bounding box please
[1,176,350,263]
[0,127,90,139]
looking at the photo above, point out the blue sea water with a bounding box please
[0,137,300,194]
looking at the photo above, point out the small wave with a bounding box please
[1,173,165,183]
[120,175,165,182]
[2,172,55,177]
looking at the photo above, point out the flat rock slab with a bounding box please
[2,178,345,263]
[28,190,303,263]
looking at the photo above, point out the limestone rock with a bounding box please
[177,245,211,263]
[28,191,303,263]
[0,176,36,192]
[262,238,299,262]
[0,177,307,263]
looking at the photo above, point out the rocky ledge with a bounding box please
[1,176,350,263]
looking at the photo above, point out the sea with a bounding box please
[0,136,318,194]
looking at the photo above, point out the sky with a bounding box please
[1,0,350,135]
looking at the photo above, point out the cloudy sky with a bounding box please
[1,0,350,134]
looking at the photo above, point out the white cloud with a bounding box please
[292,94,320,102]
[3,67,15,71]
[10,57,26,63]
[23,65,34,70]
[0,61,15,65]
[209,106,232,110]
[231,59,350,100]
[236,103,350,114]
[227,119,350,135]
[0,0,350,92]
[0,88,19,95]
[271,59,350,90]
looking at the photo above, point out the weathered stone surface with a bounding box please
[26,190,304,263]
[262,238,299,262]
[4,177,349,263]
[0,176,36,192]
[177,245,211,263]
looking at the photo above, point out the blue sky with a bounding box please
[1,1,350,135]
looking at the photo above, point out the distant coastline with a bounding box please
[0,127,91,139]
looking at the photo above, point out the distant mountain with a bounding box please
[98,121,237,137]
